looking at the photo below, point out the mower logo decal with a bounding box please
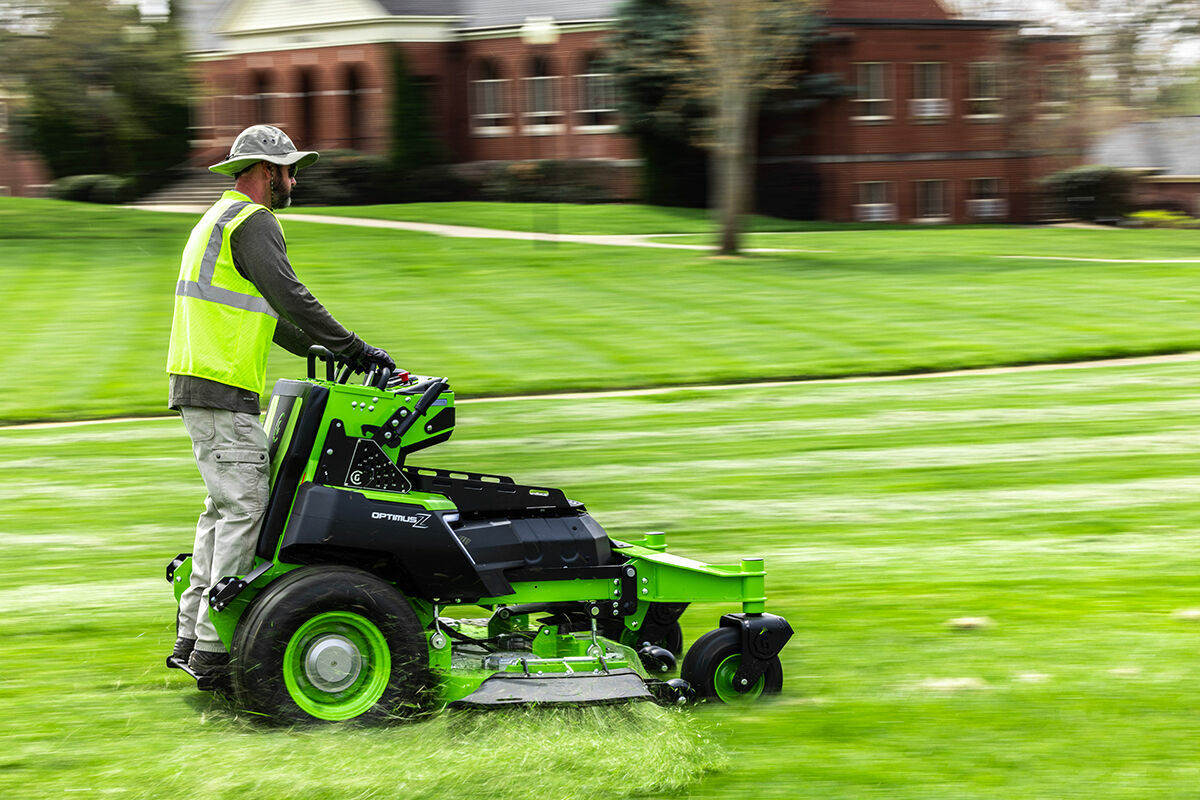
[371,511,431,528]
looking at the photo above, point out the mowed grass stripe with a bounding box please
[8,198,1200,422]
[4,360,1200,798]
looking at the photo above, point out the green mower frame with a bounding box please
[167,349,792,722]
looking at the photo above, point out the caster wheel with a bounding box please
[681,627,782,704]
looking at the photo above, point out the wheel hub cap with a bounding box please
[304,634,362,693]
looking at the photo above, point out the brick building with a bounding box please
[2,0,1083,221]
[791,1,1084,222]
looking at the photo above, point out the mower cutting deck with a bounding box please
[167,347,792,722]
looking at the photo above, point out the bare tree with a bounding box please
[952,0,1200,108]
[677,0,816,255]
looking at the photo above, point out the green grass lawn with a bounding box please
[284,201,837,234]
[2,197,1200,424]
[4,359,1200,798]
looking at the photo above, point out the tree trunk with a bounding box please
[716,80,751,255]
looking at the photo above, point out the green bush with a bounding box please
[292,150,395,206]
[47,174,134,204]
[1041,165,1134,221]
[477,160,620,204]
[293,152,473,206]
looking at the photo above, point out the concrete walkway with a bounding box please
[127,204,818,253]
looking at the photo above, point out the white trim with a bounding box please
[213,19,460,55]
[854,203,897,222]
[524,123,564,136]
[458,20,615,40]
[471,126,513,137]
[575,124,619,134]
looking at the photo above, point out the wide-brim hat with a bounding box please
[209,125,319,177]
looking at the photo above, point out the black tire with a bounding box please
[230,565,430,724]
[680,627,783,703]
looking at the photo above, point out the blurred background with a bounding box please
[1,0,1199,229]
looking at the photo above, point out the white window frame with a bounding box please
[0,98,8,135]
[523,56,563,135]
[576,71,618,133]
[853,62,892,122]
[966,62,1001,119]
[471,77,512,136]
[966,177,1007,219]
[1041,66,1071,116]
[910,62,949,119]
[914,179,950,221]
[854,181,897,221]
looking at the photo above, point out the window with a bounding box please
[915,180,949,220]
[0,98,7,135]
[966,62,1000,117]
[1042,66,1070,108]
[471,60,511,135]
[967,178,1006,219]
[251,71,272,125]
[854,181,897,221]
[853,62,892,120]
[910,62,949,119]
[576,54,618,131]
[523,55,562,133]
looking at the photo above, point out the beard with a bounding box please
[270,167,292,209]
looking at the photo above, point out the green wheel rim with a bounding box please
[282,611,391,721]
[712,654,766,704]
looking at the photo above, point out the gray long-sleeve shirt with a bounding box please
[169,209,364,413]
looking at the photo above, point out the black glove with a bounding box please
[356,342,395,373]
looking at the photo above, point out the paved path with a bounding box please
[7,351,1199,431]
[126,204,820,253]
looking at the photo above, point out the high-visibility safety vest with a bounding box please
[166,190,280,396]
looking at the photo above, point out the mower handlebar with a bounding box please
[306,345,407,391]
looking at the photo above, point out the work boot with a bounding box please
[171,636,195,661]
[187,648,231,678]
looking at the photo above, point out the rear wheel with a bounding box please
[681,627,782,704]
[231,566,430,723]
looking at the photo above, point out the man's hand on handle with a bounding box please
[356,342,395,374]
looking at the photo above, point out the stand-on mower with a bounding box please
[166,347,792,722]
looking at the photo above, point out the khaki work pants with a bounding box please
[178,407,269,653]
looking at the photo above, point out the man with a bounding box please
[166,124,393,677]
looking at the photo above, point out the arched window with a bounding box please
[576,52,617,131]
[251,70,272,124]
[343,63,365,149]
[523,54,561,133]
[470,59,511,135]
[297,68,318,147]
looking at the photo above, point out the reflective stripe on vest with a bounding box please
[166,191,281,396]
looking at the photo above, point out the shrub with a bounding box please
[476,160,622,204]
[47,174,134,204]
[1041,165,1134,222]
[1126,209,1200,229]
[291,150,396,206]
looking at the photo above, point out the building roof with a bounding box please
[1090,118,1200,177]
[454,0,619,30]
[823,0,950,19]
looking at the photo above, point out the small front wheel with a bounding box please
[230,566,430,723]
[681,627,782,703]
